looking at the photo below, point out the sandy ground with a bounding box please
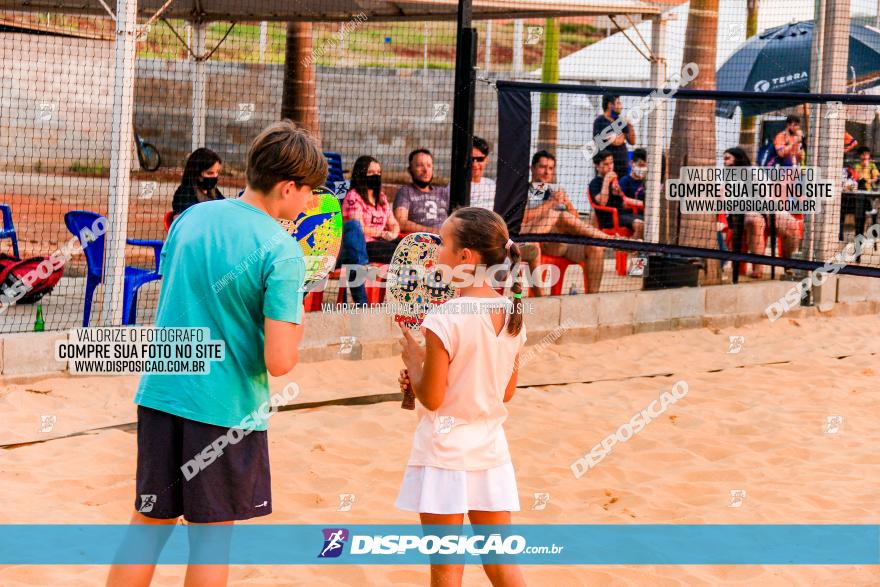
[1,313,879,586]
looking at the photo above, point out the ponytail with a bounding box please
[507,241,523,336]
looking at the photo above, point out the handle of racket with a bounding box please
[401,371,416,410]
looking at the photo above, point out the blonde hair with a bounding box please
[246,120,328,193]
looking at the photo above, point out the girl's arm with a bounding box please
[400,327,449,411]
[503,355,520,403]
[363,222,386,239]
[385,210,401,239]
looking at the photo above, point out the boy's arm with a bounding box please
[264,319,304,376]
[263,255,306,377]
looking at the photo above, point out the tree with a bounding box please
[281,22,321,141]
[537,18,559,152]
[738,0,760,159]
[667,0,721,283]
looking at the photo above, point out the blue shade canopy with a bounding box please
[716,21,880,118]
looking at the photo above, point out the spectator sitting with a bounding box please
[617,147,647,212]
[592,94,636,179]
[521,150,607,294]
[844,130,859,156]
[724,146,800,278]
[171,148,224,217]
[394,149,450,234]
[589,150,644,240]
[772,115,805,167]
[338,156,401,305]
[853,146,879,190]
[470,136,496,211]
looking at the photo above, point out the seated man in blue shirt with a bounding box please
[617,147,646,209]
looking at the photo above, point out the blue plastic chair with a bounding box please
[64,210,163,326]
[324,151,344,184]
[0,203,20,258]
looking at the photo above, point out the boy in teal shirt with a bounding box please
[108,121,327,587]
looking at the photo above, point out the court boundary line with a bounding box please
[3,353,873,450]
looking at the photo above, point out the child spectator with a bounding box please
[853,146,879,191]
[618,147,647,207]
[588,150,644,239]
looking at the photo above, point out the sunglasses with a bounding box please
[471,156,487,163]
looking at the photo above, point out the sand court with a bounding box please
[1,313,879,585]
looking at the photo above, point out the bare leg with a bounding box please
[467,510,526,587]
[583,246,605,293]
[515,243,543,297]
[184,521,233,587]
[555,211,608,240]
[420,513,465,587]
[561,244,604,293]
[632,219,645,240]
[776,213,802,259]
[106,512,177,587]
[745,213,766,277]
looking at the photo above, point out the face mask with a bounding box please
[365,174,382,193]
[412,177,431,189]
[197,176,218,191]
[631,165,647,180]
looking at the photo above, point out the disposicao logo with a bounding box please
[318,528,349,558]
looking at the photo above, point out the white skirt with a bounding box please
[395,463,520,514]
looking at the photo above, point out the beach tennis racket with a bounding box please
[277,187,343,292]
[386,232,457,409]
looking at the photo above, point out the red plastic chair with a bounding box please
[327,263,387,305]
[303,290,323,312]
[539,254,589,296]
[587,191,632,276]
[163,210,175,233]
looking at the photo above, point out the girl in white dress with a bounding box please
[397,207,527,587]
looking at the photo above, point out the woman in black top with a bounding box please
[171,148,224,217]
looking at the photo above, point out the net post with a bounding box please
[191,20,207,151]
[811,1,850,263]
[449,0,476,210]
[101,0,138,326]
[810,0,849,310]
[645,13,669,245]
[512,20,524,76]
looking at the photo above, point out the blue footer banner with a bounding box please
[0,525,877,565]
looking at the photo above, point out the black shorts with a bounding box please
[135,405,272,523]
[598,211,637,231]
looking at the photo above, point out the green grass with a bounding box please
[69,161,108,174]
[32,15,603,70]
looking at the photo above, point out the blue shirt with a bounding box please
[135,198,305,430]
[618,175,645,201]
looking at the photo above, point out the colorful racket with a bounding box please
[386,232,456,409]
[278,187,343,292]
